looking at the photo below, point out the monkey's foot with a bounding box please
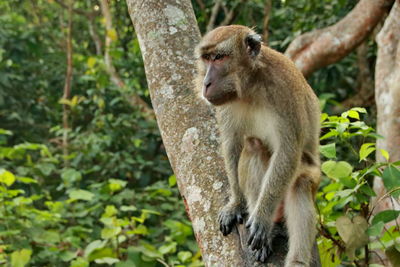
[218,205,246,236]
[245,216,270,251]
[254,242,272,263]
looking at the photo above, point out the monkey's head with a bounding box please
[195,25,262,106]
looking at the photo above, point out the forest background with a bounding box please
[1,0,400,266]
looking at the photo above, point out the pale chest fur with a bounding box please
[222,102,279,152]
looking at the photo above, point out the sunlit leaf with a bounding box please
[11,249,32,267]
[0,169,15,186]
[69,189,94,201]
[321,161,353,179]
[359,143,375,161]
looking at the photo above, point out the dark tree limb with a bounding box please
[285,0,394,77]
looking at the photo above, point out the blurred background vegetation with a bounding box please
[1,0,398,266]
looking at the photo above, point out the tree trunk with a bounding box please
[374,0,400,221]
[126,0,320,266]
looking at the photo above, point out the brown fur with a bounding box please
[196,26,321,266]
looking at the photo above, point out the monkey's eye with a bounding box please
[214,54,225,61]
[201,54,211,61]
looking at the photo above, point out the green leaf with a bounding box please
[351,107,367,113]
[94,257,120,265]
[87,57,96,68]
[104,205,118,217]
[11,249,32,267]
[321,161,353,179]
[69,189,94,201]
[101,227,121,239]
[120,205,137,212]
[169,175,177,187]
[136,243,163,259]
[88,247,116,262]
[358,184,376,197]
[130,224,148,235]
[382,166,400,197]
[158,242,177,255]
[0,129,12,135]
[16,176,37,184]
[70,257,89,267]
[372,210,400,225]
[33,230,60,244]
[107,29,118,41]
[178,251,192,263]
[320,130,338,140]
[84,240,107,259]
[108,179,127,192]
[319,143,336,159]
[347,110,360,120]
[367,221,384,236]
[61,168,82,184]
[0,169,16,186]
[359,143,376,161]
[380,149,390,161]
[320,113,328,122]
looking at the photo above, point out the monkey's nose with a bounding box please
[204,82,212,94]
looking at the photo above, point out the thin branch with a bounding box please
[262,0,272,44]
[220,0,247,27]
[87,17,102,55]
[54,0,100,19]
[99,0,153,117]
[87,0,102,55]
[62,0,74,166]
[335,40,375,111]
[206,0,222,32]
[195,0,208,22]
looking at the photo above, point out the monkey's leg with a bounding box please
[284,175,317,267]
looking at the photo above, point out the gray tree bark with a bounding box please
[373,0,400,223]
[126,0,319,266]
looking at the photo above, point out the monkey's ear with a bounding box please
[245,34,262,57]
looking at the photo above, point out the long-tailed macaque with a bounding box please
[195,25,321,266]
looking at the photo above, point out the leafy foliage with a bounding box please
[317,109,400,266]
[0,0,398,266]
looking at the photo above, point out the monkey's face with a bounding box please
[198,52,238,106]
[195,25,262,106]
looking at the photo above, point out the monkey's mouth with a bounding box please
[205,91,238,106]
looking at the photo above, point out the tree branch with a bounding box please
[262,0,272,44]
[62,0,74,166]
[285,0,394,77]
[336,40,375,110]
[206,0,222,32]
[100,0,153,117]
[54,0,100,19]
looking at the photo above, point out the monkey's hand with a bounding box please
[218,204,246,236]
[246,215,273,262]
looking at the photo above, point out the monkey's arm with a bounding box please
[222,134,243,203]
[246,131,301,249]
[218,133,246,235]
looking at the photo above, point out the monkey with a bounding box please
[195,25,321,266]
